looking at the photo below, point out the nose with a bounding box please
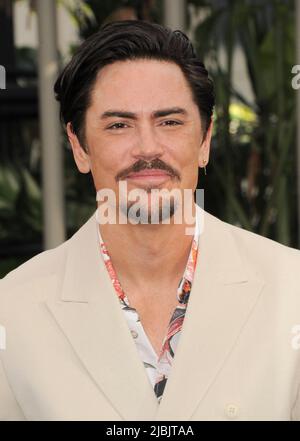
[131,123,164,160]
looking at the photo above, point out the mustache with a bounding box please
[115,158,181,182]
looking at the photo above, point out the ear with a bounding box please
[198,119,213,169]
[66,122,91,174]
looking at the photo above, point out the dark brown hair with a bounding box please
[54,19,215,150]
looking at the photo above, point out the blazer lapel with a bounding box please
[45,212,159,420]
[154,206,266,420]
[46,206,266,421]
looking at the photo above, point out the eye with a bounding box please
[161,120,182,126]
[107,122,129,130]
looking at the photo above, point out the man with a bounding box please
[1,19,300,421]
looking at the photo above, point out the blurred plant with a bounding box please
[0,163,42,242]
[1,0,297,280]
[189,0,297,246]
[64,0,162,41]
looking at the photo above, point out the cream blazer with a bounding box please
[1,205,300,421]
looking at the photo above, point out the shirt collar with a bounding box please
[96,205,200,301]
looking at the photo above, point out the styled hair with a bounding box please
[54,19,215,151]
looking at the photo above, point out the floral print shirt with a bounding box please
[97,217,199,403]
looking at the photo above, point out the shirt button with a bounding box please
[131,330,138,339]
[225,403,239,419]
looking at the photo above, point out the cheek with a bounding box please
[88,140,129,189]
[166,126,201,165]
[169,142,199,172]
[173,143,199,187]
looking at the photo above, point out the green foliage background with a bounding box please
[0,0,298,277]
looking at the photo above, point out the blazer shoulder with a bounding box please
[215,213,300,278]
[0,240,68,289]
[0,212,96,302]
[226,218,300,256]
[203,209,300,278]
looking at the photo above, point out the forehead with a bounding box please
[90,59,196,111]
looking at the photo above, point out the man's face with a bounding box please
[68,59,212,222]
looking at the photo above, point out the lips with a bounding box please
[126,169,171,179]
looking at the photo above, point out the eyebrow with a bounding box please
[100,107,188,120]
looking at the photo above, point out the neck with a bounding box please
[98,203,197,296]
